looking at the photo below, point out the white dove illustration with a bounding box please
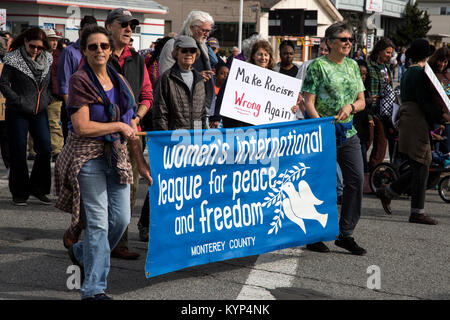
[280,180,328,233]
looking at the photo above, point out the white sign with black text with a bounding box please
[220,59,301,125]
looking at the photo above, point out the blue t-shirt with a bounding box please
[68,87,134,139]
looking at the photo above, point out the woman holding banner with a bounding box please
[376,39,443,225]
[54,25,152,300]
[211,39,276,128]
[302,21,367,255]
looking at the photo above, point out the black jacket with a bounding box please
[152,64,207,131]
[0,48,53,115]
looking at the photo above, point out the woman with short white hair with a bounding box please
[158,10,215,118]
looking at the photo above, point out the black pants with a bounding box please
[138,192,150,228]
[0,121,10,168]
[61,101,69,144]
[6,108,51,198]
[390,158,429,213]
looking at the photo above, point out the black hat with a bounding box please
[106,8,139,26]
[406,38,435,61]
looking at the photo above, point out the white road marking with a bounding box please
[237,247,303,300]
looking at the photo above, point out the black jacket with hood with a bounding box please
[0,47,53,116]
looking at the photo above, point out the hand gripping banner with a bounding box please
[144,117,339,278]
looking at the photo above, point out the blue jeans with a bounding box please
[72,155,131,299]
[6,108,51,198]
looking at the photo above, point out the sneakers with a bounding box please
[111,247,140,260]
[138,222,149,242]
[63,227,82,249]
[306,241,330,253]
[31,192,52,204]
[82,293,113,301]
[376,187,392,215]
[12,197,28,206]
[335,236,367,255]
[409,214,438,225]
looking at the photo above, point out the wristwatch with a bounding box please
[350,104,356,114]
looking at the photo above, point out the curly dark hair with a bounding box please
[79,25,114,55]
[10,27,49,51]
[248,40,275,69]
[369,38,395,62]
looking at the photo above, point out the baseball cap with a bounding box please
[174,35,198,49]
[106,8,139,26]
[207,37,219,48]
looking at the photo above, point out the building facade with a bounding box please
[0,0,167,50]
[145,0,342,62]
[329,0,409,51]
[417,0,450,46]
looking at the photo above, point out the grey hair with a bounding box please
[324,21,352,50]
[242,34,266,60]
[179,11,214,37]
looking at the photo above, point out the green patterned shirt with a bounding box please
[302,55,365,138]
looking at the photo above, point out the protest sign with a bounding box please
[424,62,450,112]
[219,59,301,125]
[144,118,339,278]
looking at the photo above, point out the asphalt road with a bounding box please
[0,159,449,302]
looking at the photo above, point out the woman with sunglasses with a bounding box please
[302,21,367,255]
[54,25,152,300]
[0,27,53,206]
[152,35,207,130]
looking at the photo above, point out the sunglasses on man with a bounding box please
[180,48,197,54]
[87,43,111,51]
[119,21,137,31]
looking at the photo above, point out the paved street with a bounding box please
[0,159,449,301]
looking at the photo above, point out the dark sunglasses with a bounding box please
[333,37,354,43]
[180,48,197,54]
[28,44,45,51]
[87,43,111,51]
[120,21,137,31]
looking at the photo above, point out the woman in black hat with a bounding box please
[376,38,446,224]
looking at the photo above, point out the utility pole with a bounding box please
[238,0,243,51]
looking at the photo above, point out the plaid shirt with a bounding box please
[54,131,133,232]
[367,59,392,115]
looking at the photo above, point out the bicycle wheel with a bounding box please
[370,163,399,194]
[438,176,450,203]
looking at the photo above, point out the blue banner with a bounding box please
[144,117,339,278]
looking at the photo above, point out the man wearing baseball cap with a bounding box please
[44,29,64,163]
[106,8,153,260]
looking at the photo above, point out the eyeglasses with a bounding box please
[119,21,137,31]
[180,48,197,54]
[87,43,111,51]
[194,25,211,34]
[332,37,354,43]
[28,44,45,51]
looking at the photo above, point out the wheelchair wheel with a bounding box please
[438,176,450,203]
[370,163,399,194]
